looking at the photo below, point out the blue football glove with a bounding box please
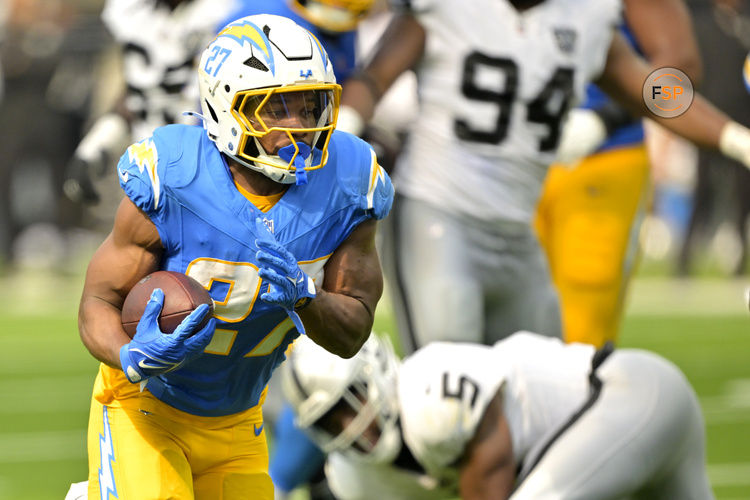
[119,288,216,384]
[255,217,316,334]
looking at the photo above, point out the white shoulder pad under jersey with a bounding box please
[392,0,623,224]
[397,342,504,477]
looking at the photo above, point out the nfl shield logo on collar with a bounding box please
[553,27,577,54]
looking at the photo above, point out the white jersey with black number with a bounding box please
[102,0,237,140]
[326,332,712,499]
[398,333,595,478]
[392,0,621,224]
[324,333,596,498]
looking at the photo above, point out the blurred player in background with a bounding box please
[535,0,703,347]
[339,0,750,356]
[73,14,393,499]
[0,0,107,269]
[62,0,241,206]
[678,0,750,276]
[282,332,714,499]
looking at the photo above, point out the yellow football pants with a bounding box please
[535,145,651,347]
[87,365,273,500]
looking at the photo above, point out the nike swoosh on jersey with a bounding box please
[254,423,264,436]
[138,359,170,370]
[118,168,129,183]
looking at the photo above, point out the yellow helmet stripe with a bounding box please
[217,21,275,73]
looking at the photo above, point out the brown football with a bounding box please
[121,271,214,338]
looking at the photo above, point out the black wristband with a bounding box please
[294,296,313,312]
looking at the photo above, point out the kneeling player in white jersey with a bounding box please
[282,333,714,500]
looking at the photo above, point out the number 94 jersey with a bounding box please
[391,0,621,225]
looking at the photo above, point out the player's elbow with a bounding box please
[339,331,370,358]
[654,51,703,87]
[329,330,371,359]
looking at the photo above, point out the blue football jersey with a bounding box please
[222,0,357,82]
[116,124,393,416]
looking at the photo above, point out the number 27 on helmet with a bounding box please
[198,14,341,185]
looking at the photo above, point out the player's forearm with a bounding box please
[650,94,728,148]
[598,32,729,150]
[339,78,379,135]
[339,13,425,135]
[79,294,131,369]
[300,289,374,358]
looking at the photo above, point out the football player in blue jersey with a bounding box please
[216,2,382,498]
[75,14,393,500]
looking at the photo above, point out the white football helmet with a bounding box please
[290,0,376,32]
[198,14,340,185]
[281,334,402,463]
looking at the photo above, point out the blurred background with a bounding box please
[0,0,748,499]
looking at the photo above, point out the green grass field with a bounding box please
[1,271,748,499]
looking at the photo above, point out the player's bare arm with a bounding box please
[625,0,702,83]
[597,31,728,148]
[78,197,163,368]
[459,389,516,500]
[339,13,425,133]
[299,219,383,358]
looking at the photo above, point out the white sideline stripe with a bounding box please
[0,430,86,463]
[707,463,750,486]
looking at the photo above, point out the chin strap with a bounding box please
[278,143,312,186]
